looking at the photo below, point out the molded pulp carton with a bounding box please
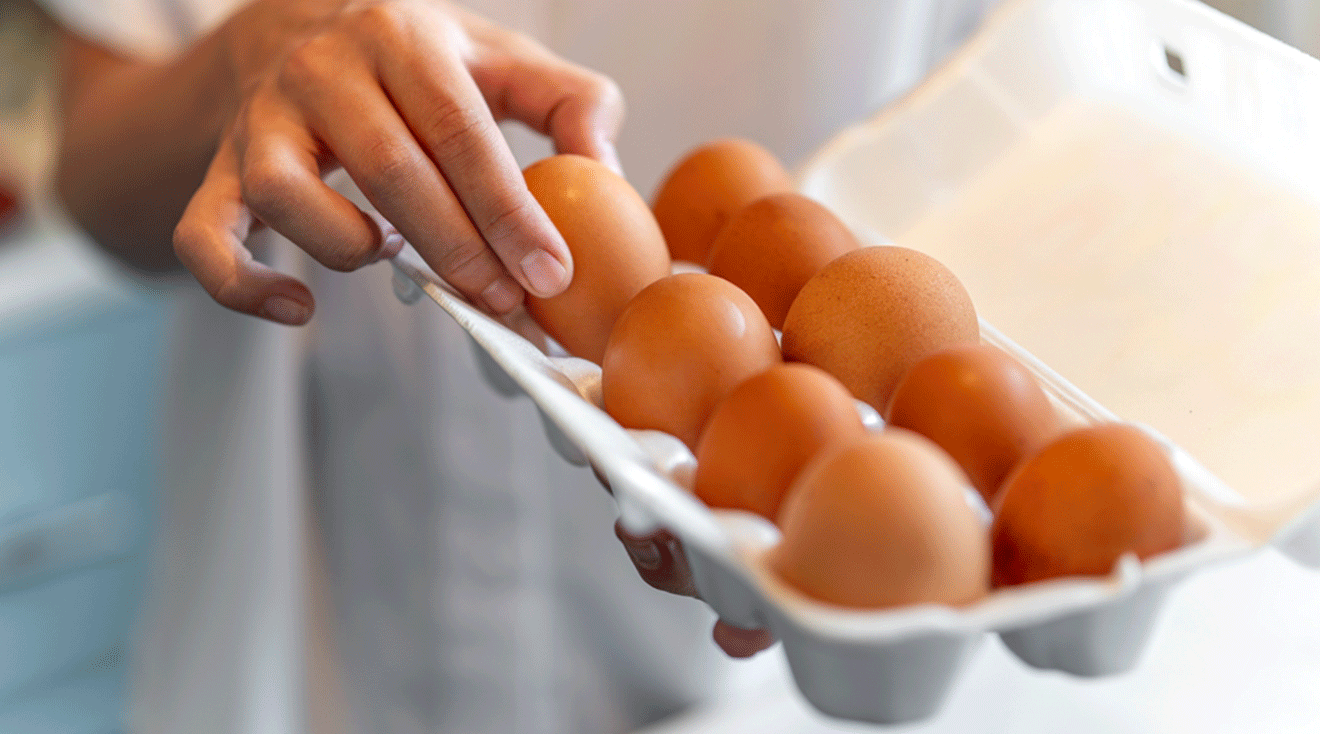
[389,0,1320,723]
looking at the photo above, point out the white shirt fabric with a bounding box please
[37,1,999,733]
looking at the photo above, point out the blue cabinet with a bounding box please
[0,296,169,732]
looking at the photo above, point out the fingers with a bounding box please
[285,50,525,314]
[184,3,627,322]
[613,520,776,658]
[712,621,776,659]
[173,137,317,325]
[373,17,574,300]
[234,98,404,271]
[614,522,698,598]
[467,31,625,173]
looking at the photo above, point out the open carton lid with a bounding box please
[798,0,1320,566]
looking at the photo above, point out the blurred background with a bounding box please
[0,1,1317,733]
[0,1,170,731]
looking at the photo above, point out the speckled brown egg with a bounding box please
[770,430,990,609]
[706,193,860,329]
[886,344,1062,505]
[524,154,671,364]
[781,246,979,413]
[991,423,1185,587]
[651,139,794,265]
[694,364,866,521]
[601,273,782,450]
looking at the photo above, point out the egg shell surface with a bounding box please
[524,154,671,363]
[706,193,861,329]
[652,139,794,265]
[991,423,1186,587]
[771,430,990,609]
[886,344,1062,505]
[694,363,866,521]
[601,273,782,450]
[781,246,979,412]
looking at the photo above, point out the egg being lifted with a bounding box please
[652,139,794,265]
[524,154,671,364]
[706,193,860,329]
[771,430,990,609]
[694,364,866,521]
[602,273,781,450]
[781,246,979,413]
[991,423,1186,587]
[886,344,1062,505]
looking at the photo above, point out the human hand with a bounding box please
[174,0,623,324]
[614,521,777,659]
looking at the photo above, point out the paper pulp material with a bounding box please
[388,0,1320,723]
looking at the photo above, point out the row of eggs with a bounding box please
[517,141,1185,610]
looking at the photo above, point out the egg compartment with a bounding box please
[630,321,1242,724]
[386,0,1320,724]
[390,243,1281,726]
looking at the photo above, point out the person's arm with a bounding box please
[56,30,232,272]
[52,0,625,322]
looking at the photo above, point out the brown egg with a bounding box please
[706,193,860,329]
[781,246,979,413]
[771,430,989,609]
[652,139,794,265]
[601,273,782,450]
[886,344,1062,505]
[524,154,671,363]
[694,364,866,521]
[991,424,1185,587]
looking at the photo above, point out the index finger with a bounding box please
[173,136,317,325]
[469,31,625,172]
[373,23,573,300]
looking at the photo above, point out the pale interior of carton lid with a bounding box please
[800,0,1320,508]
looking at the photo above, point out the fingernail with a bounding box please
[481,277,521,314]
[628,540,662,571]
[380,230,405,259]
[599,139,623,176]
[261,295,310,325]
[520,249,570,298]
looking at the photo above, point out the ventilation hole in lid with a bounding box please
[1164,46,1187,79]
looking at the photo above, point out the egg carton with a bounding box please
[387,0,1320,724]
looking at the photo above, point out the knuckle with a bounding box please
[583,72,624,113]
[421,100,489,163]
[318,241,376,272]
[317,222,381,272]
[430,11,467,47]
[172,220,236,304]
[480,198,533,247]
[211,275,249,312]
[360,136,424,197]
[240,155,298,221]
[356,4,398,37]
[436,241,495,286]
[356,2,417,46]
[171,218,204,259]
[279,36,337,91]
